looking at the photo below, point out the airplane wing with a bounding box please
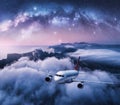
[73,79,120,85]
[111,74,120,76]
[78,71,120,76]
[77,72,120,85]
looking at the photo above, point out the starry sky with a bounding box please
[0,0,120,46]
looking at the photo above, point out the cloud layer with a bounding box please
[0,57,120,105]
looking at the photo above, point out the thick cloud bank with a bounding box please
[69,49,120,66]
[0,57,120,105]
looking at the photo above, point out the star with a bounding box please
[23,12,29,16]
[114,17,117,21]
[53,31,57,35]
[68,28,72,31]
[93,31,96,35]
[58,39,62,43]
[95,21,98,25]
[72,23,75,27]
[33,6,37,11]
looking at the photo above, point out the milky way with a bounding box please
[0,0,120,45]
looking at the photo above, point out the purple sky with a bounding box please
[0,2,120,46]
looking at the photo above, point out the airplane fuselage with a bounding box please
[54,70,79,84]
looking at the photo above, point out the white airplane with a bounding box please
[45,57,119,89]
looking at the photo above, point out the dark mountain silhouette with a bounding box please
[0,43,120,73]
[0,49,65,69]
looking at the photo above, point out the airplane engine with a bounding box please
[77,82,84,89]
[45,75,53,82]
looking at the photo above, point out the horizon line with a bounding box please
[0,42,120,46]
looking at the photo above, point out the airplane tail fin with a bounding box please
[74,56,80,71]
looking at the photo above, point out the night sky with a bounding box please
[0,0,120,45]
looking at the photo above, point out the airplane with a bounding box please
[45,57,120,89]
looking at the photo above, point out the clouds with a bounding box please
[0,56,120,105]
[0,57,70,105]
[69,48,120,66]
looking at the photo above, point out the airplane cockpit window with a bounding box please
[56,74,64,77]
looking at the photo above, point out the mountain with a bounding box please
[0,43,120,72]
[0,49,65,68]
